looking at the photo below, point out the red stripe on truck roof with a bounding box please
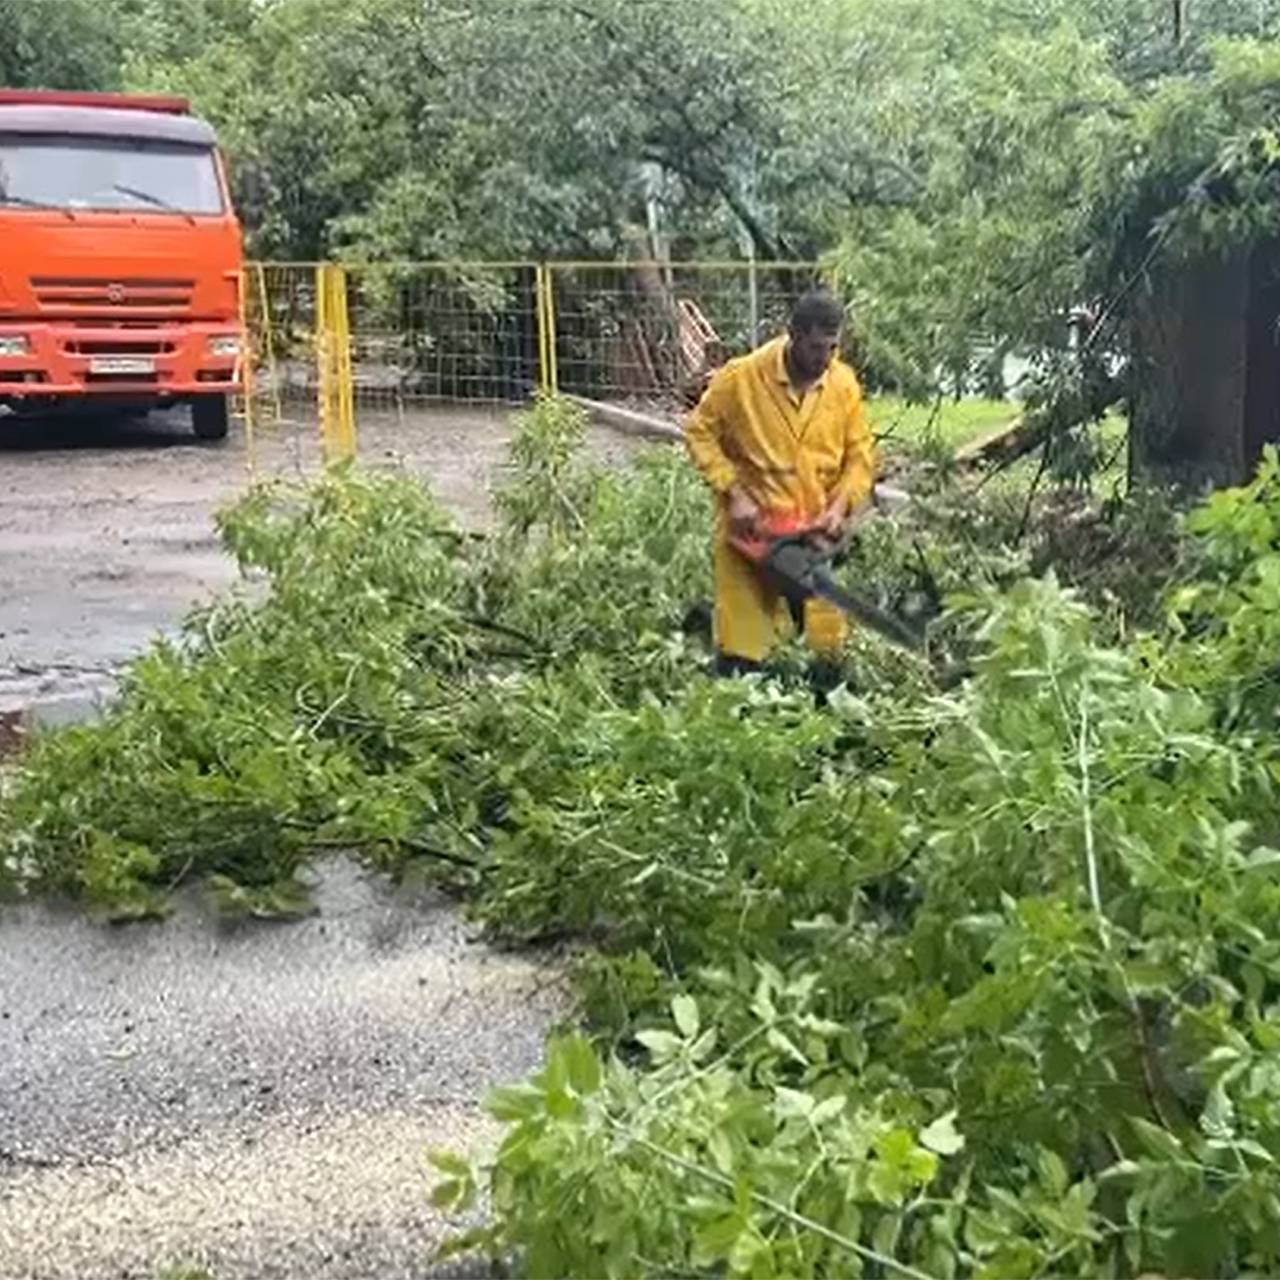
[0,90,190,115]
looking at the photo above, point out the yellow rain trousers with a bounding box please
[686,337,877,664]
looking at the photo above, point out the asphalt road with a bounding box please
[0,858,566,1280]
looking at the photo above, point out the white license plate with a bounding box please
[89,356,155,375]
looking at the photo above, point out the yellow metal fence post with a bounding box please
[333,265,355,458]
[316,262,332,451]
[543,264,559,394]
[236,267,256,476]
[255,263,283,425]
[316,263,356,462]
[535,263,550,394]
[534,263,560,396]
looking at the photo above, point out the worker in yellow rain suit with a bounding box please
[685,289,877,678]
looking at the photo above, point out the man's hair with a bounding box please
[790,288,845,334]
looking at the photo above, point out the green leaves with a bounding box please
[1129,1116,1187,1163]
[446,444,1280,1278]
[920,1111,965,1157]
[636,1029,685,1066]
[561,1033,603,1097]
[0,466,470,912]
[427,1149,477,1212]
[672,994,700,1040]
[1200,1082,1237,1140]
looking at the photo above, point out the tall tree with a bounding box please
[0,0,126,90]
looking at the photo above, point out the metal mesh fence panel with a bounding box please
[344,263,539,413]
[547,261,823,406]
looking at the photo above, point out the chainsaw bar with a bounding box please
[763,540,927,654]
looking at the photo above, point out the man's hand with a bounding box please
[814,494,850,541]
[727,486,761,539]
[816,492,878,543]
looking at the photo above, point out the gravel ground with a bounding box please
[0,402,647,1279]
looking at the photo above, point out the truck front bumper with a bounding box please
[0,321,244,400]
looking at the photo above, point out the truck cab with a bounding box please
[0,89,244,440]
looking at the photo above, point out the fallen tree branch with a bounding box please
[564,394,685,442]
[603,1117,937,1280]
[952,413,1031,465]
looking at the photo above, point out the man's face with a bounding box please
[789,325,841,382]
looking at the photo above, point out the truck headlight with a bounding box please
[207,335,241,357]
[0,335,29,357]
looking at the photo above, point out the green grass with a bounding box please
[974,409,1131,505]
[866,395,1131,496]
[867,396,1018,451]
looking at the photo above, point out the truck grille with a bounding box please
[30,276,195,313]
[62,339,176,355]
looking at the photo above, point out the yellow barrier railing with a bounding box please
[240,259,824,457]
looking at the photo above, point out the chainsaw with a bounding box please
[726,509,934,656]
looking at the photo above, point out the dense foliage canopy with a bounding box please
[8,0,1280,392]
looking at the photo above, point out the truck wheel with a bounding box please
[191,394,229,441]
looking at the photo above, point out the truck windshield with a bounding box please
[0,135,224,215]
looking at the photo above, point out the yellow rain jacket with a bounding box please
[686,336,877,662]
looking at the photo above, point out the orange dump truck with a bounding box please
[0,89,244,439]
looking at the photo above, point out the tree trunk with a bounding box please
[1129,247,1251,489]
[1244,240,1280,466]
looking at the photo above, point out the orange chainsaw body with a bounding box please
[727,510,820,565]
